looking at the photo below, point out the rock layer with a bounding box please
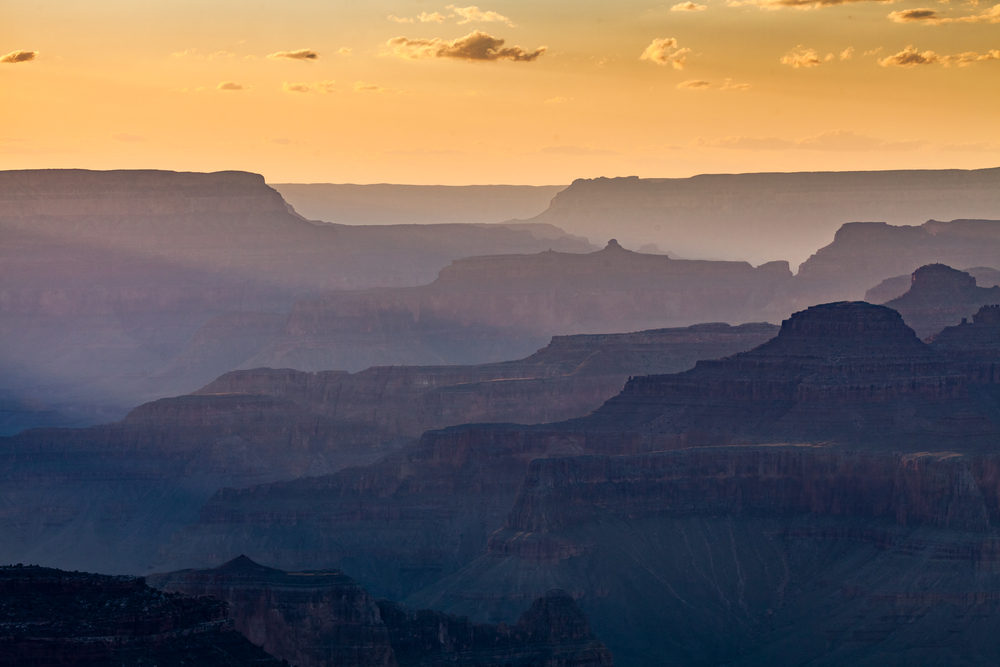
[0,563,282,666]
[881,264,1000,338]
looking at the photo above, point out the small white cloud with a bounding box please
[267,49,320,61]
[780,46,823,68]
[388,15,414,23]
[671,2,709,9]
[677,79,711,89]
[217,81,247,91]
[447,5,516,25]
[840,47,855,60]
[640,37,691,69]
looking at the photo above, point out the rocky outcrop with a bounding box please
[0,563,282,666]
[865,266,1000,304]
[0,320,775,575]
[527,169,1000,266]
[794,218,1000,304]
[248,241,791,371]
[879,264,1000,338]
[159,302,1000,599]
[149,555,395,667]
[379,589,613,667]
[148,556,612,667]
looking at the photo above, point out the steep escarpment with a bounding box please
[527,169,1000,266]
[0,564,282,666]
[248,241,791,371]
[0,320,776,575]
[150,555,395,667]
[161,302,1000,598]
[149,556,613,667]
[879,264,1000,338]
[865,266,1000,304]
[415,447,1000,667]
[0,168,592,426]
[794,218,1000,305]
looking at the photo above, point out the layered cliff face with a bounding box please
[0,169,592,428]
[0,321,775,575]
[148,556,613,667]
[149,555,396,667]
[527,169,1000,267]
[414,447,1000,667]
[865,266,1000,304]
[877,264,1000,339]
[161,303,999,601]
[248,241,792,371]
[794,218,1000,305]
[0,564,283,666]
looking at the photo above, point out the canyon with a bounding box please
[154,301,1000,665]
[0,321,775,575]
[527,169,1000,266]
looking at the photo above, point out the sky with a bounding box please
[2,0,998,184]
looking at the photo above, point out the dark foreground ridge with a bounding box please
[150,555,614,667]
[0,563,283,666]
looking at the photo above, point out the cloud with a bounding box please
[705,130,928,151]
[640,37,691,69]
[878,44,1000,66]
[267,49,319,61]
[677,79,712,89]
[889,3,1000,23]
[170,48,236,59]
[781,46,824,67]
[353,81,396,93]
[385,30,545,61]
[841,46,855,60]
[111,133,145,142]
[1,50,37,63]
[540,146,620,156]
[448,5,516,25]
[671,1,709,9]
[338,47,352,55]
[282,80,336,93]
[419,12,449,23]
[388,15,414,23]
[730,0,904,9]
[720,78,752,90]
[217,81,247,91]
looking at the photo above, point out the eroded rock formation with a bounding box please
[877,264,1000,338]
[0,563,282,666]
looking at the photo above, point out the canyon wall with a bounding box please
[527,169,1000,267]
[0,563,283,666]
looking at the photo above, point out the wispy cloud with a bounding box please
[267,49,320,61]
[353,81,397,93]
[282,80,336,93]
[448,5,516,25]
[888,3,1000,23]
[671,2,709,9]
[217,81,248,91]
[780,46,826,67]
[640,38,691,69]
[720,78,752,90]
[878,44,1000,66]
[840,47,855,60]
[678,78,752,90]
[385,30,545,61]
[677,79,712,89]
[1,50,37,63]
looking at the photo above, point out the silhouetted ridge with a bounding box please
[751,301,924,357]
[884,264,1000,338]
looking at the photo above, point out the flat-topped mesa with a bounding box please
[0,169,290,217]
[884,264,1000,339]
[929,305,1000,382]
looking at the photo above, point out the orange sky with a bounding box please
[2,0,998,184]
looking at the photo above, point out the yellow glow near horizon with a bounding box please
[2,0,998,184]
